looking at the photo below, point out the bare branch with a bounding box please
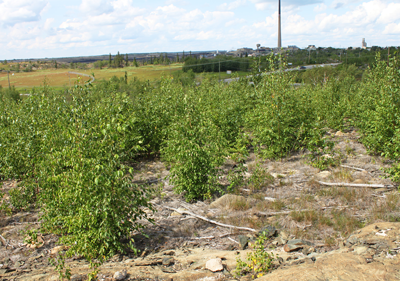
[340,165,373,176]
[165,206,257,233]
[228,237,239,244]
[317,181,394,189]
[257,206,349,217]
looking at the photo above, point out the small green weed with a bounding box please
[248,164,273,192]
[345,145,355,156]
[227,162,247,192]
[231,197,251,211]
[49,254,71,281]
[234,231,276,279]
[0,190,12,216]
[331,210,363,235]
[308,153,340,171]
[9,186,36,211]
[23,229,39,245]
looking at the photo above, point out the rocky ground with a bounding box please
[1,130,400,281]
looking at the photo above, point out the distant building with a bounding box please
[288,45,300,51]
[259,47,271,53]
[307,45,317,50]
[362,38,367,49]
[233,48,254,57]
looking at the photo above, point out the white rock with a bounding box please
[354,246,368,255]
[316,171,332,179]
[271,173,286,179]
[50,246,66,255]
[113,269,127,280]
[205,258,224,272]
[170,207,187,217]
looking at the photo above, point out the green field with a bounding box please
[0,63,183,89]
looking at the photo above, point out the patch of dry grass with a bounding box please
[255,199,286,212]
[332,169,354,182]
[317,187,357,204]
[0,64,183,89]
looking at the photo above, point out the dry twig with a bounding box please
[228,237,239,244]
[317,181,394,189]
[165,206,257,233]
[257,206,349,217]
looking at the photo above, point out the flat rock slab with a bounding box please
[205,258,224,272]
[284,244,303,253]
[256,252,400,281]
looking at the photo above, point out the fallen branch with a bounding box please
[0,234,6,244]
[180,216,196,221]
[228,237,239,244]
[257,206,349,217]
[192,236,215,240]
[165,207,257,233]
[257,210,291,216]
[372,193,386,199]
[340,165,373,176]
[317,181,394,189]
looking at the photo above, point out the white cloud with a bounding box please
[251,0,398,46]
[0,0,48,26]
[0,0,399,59]
[219,0,247,10]
[377,2,400,24]
[383,22,400,34]
[330,0,363,9]
[314,3,327,12]
[250,0,323,10]
[79,0,114,15]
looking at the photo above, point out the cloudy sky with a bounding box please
[0,0,399,60]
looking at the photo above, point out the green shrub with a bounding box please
[162,94,227,201]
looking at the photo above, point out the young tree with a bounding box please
[176,53,179,63]
[125,54,129,66]
[109,53,112,67]
[133,57,138,67]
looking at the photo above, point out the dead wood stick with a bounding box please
[372,193,386,198]
[257,206,349,217]
[340,165,373,175]
[165,207,257,233]
[0,234,7,246]
[317,181,393,189]
[228,237,239,244]
[192,236,215,240]
[257,210,291,216]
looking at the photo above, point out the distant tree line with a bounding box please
[286,46,399,67]
[182,56,250,73]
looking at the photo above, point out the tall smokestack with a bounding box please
[278,0,282,50]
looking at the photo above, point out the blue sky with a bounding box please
[0,0,399,60]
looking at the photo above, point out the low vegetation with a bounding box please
[0,53,399,278]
